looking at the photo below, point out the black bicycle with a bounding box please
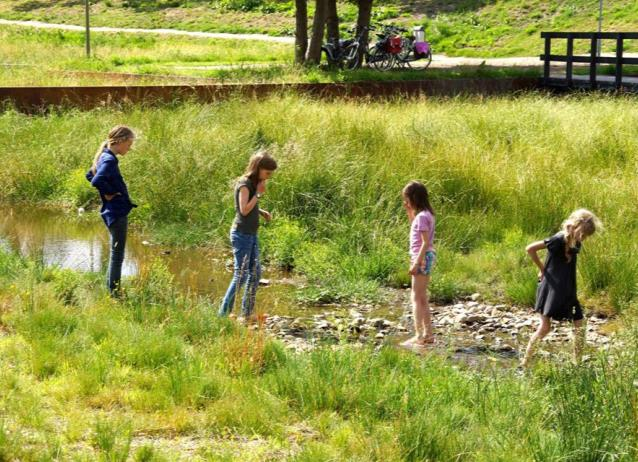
[322,26,373,70]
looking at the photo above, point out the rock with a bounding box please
[315,320,331,330]
[375,332,385,340]
[349,317,365,327]
[453,303,465,311]
[454,314,468,324]
[470,293,481,301]
[161,250,171,256]
[467,301,480,308]
[369,318,386,329]
[142,240,151,246]
[77,207,85,215]
[259,279,271,286]
[459,314,484,324]
[349,309,363,318]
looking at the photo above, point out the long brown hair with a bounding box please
[91,125,136,175]
[402,180,434,214]
[242,149,278,185]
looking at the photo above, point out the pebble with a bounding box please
[258,299,614,355]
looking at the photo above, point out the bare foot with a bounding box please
[415,336,436,347]
[400,336,421,347]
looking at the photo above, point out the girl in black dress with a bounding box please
[521,209,602,367]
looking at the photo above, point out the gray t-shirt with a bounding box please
[233,178,259,235]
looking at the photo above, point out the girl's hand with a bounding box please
[257,180,266,194]
[260,210,272,222]
[537,269,544,282]
[104,192,121,201]
[409,263,419,276]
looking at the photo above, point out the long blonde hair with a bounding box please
[91,125,136,175]
[242,148,278,185]
[562,208,602,260]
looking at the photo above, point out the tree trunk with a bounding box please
[325,0,339,45]
[306,0,327,64]
[294,0,308,64]
[356,0,373,59]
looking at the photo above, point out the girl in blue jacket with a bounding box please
[86,125,137,297]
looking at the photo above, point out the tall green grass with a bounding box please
[0,25,292,84]
[0,248,636,459]
[1,95,638,310]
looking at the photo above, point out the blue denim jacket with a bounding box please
[86,149,137,227]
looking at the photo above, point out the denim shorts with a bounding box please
[414,251,436,276]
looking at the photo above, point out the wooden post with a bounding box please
[615,34,624,90]
[566,34,574,88]
[589,35,597,89]
[84,0,91,58]
[543,35,551,85]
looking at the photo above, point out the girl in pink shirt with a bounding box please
[401,181,436,347]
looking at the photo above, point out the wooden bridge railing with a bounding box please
[540,32,638,89]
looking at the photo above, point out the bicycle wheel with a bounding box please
[343,45,362,70]
[421,49,433,70]
[397,38,413,68]
[368,46,394,71]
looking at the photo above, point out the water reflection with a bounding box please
[0,206,236,297]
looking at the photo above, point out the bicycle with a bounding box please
[395,26,433,70]
[322,25,372,70]
[366,25,401,71]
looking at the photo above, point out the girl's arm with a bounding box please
[237,186,260,216]
[409,231,429,275]
[526,240,547,278]
[90,158,120,200]
[259,209,272,222]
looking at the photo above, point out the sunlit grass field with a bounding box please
[1,94,637,312]
[0,250,636,460]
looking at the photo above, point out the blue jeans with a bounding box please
[219,230,261,317]
[107,216,127,296]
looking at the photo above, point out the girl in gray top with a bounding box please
[218,149,278,321]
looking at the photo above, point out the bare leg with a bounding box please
[401,274,428,346]
[419,275,434,343]
[572,318,585,365]
[521,315,551,367]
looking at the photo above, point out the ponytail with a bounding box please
[91,141,108,175]
[90,125,136,174]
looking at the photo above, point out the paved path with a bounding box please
[0,18,544,68]
[7,18,635,69]
[0,18,294,43]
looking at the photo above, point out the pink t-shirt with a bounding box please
[410,210,435,258]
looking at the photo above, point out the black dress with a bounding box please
[534,232,584,321]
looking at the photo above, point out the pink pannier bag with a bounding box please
[415,41,430,55]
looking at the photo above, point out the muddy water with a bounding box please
[0,205,296,311]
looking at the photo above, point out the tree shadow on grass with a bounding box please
[395,0,499,16]
[13,0,51,12]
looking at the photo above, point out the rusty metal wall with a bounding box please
[0,78,540,112]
